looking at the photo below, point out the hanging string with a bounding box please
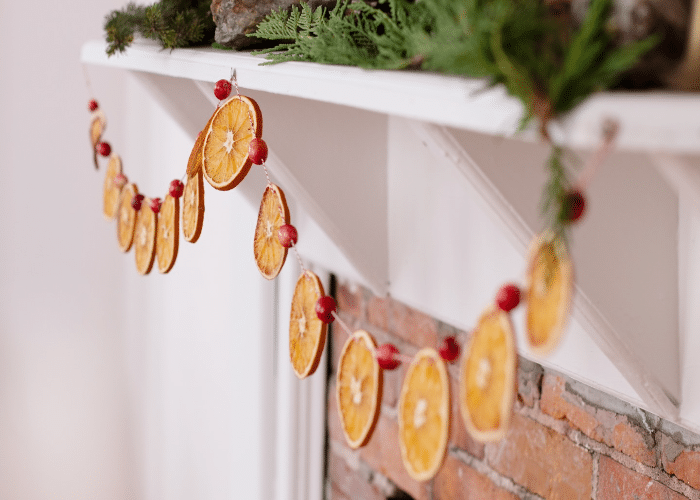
[574,118,619,192]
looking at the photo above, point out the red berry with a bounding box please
[376,343,400,370]
[150,197,162,213]
[562,189,586,223]
[214,79,232,100]
[496,283,521,312]
[248,138,268,165]
[169,179,184,198]
[88,99,99,111]
[131,194,144,211]
[113,174,128,189]
[438,336,460,362]
[315,296,336,323]
[278,224,298,248]
[97,142,111,157]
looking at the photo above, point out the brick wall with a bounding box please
[326,279,700,500]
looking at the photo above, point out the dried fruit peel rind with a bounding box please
[156,194,179,274]
[254,184,290,280]
[289,270,327,379]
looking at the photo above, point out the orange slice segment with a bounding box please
[336,330,382,449]
[156,194,179,274]
[525,231,574,355]
[103,154,123,219]
[202,95,262,191]
[460,306,517,442]
[116,183,139,252]
[90,110,106,169]
[186,114,215,178]
[254,184,290,280]
[134,204,157,275]
[182,168,205,243]
[289,270,327,379]
[398,348,450,482]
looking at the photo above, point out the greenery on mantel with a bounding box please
[104,0,214,56]
[252,0,657,237]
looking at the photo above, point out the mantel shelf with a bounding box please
[82,39,700,155]
[82,38,700,433]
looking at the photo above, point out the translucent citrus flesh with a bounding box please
[398,348,449,482]
[254,184,289,280]
[117,183,138,252]
[182,169,204,243]
[156,195,179,274]
[337,330,382,449]
[525,235,573,354]
[103,155,122,219]
[289,271,327,379]
[134,207,157,275]
[461,308,516,441]
[203,96,261,190]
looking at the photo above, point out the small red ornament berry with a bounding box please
[97,142,111,157]
[315,296,336,323]
[438,336,460,362]
[150,197,162,213]
[214,79,232,100]
[113,173,128,189]
[88,99,99,112]
[278,224,298,248]
[131,194,144,211]
[376,343,400,370]
[496,283,521,312]
[562,189,586,223]
[248,138,268,165]
[169,179,184,198]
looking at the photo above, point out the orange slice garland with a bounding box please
[289,270,327,379]
[202,95,262,191]
[116,183,139,252]
[398,348,450,482]
[134,204,157,275]
[525,231,574,355]
[460,306,517,442]
[103,154,123,219]
[89,109,106,169]
[186,114,215,178]
[336,330,382,449]
[156,194,179,274]
[182,168,205,243]
[254,184,290,280]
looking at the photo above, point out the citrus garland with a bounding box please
[87,73,617,482]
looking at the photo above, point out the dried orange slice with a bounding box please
[186,115,215,178]
[134,203,157,275]
[90,110,106,169]
[156,194,179,274]
[182,168,205,243]
[525,231,574,355]
[202,95,262,191]
[289,270,327,379]
[398,348,450,482]
[254,184,290,280]
[116,183,139,252]
[103,154,123,219]
[336,330,382,449]
[460,306,517,442]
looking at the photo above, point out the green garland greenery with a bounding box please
[252,0,658,238]
[104,0,215,56]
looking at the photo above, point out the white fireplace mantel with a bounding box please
[82,38,700,434]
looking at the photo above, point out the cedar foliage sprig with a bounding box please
[105,0,215,56]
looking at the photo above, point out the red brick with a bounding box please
[337,283,364,320]
[329,483,351,500]
[367,295,391,332]
[389,301,438,349]
[448,371,485,460]
[381,361,405,409]
[598,455,687,500]
[540,373,656,466]
[328,451,385,500]
[328,382,346,447]
[359,411,430,500]
[517,358,542,407]
[661,434,700,490]
[485,412,593,500]
[434,455,518,500]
